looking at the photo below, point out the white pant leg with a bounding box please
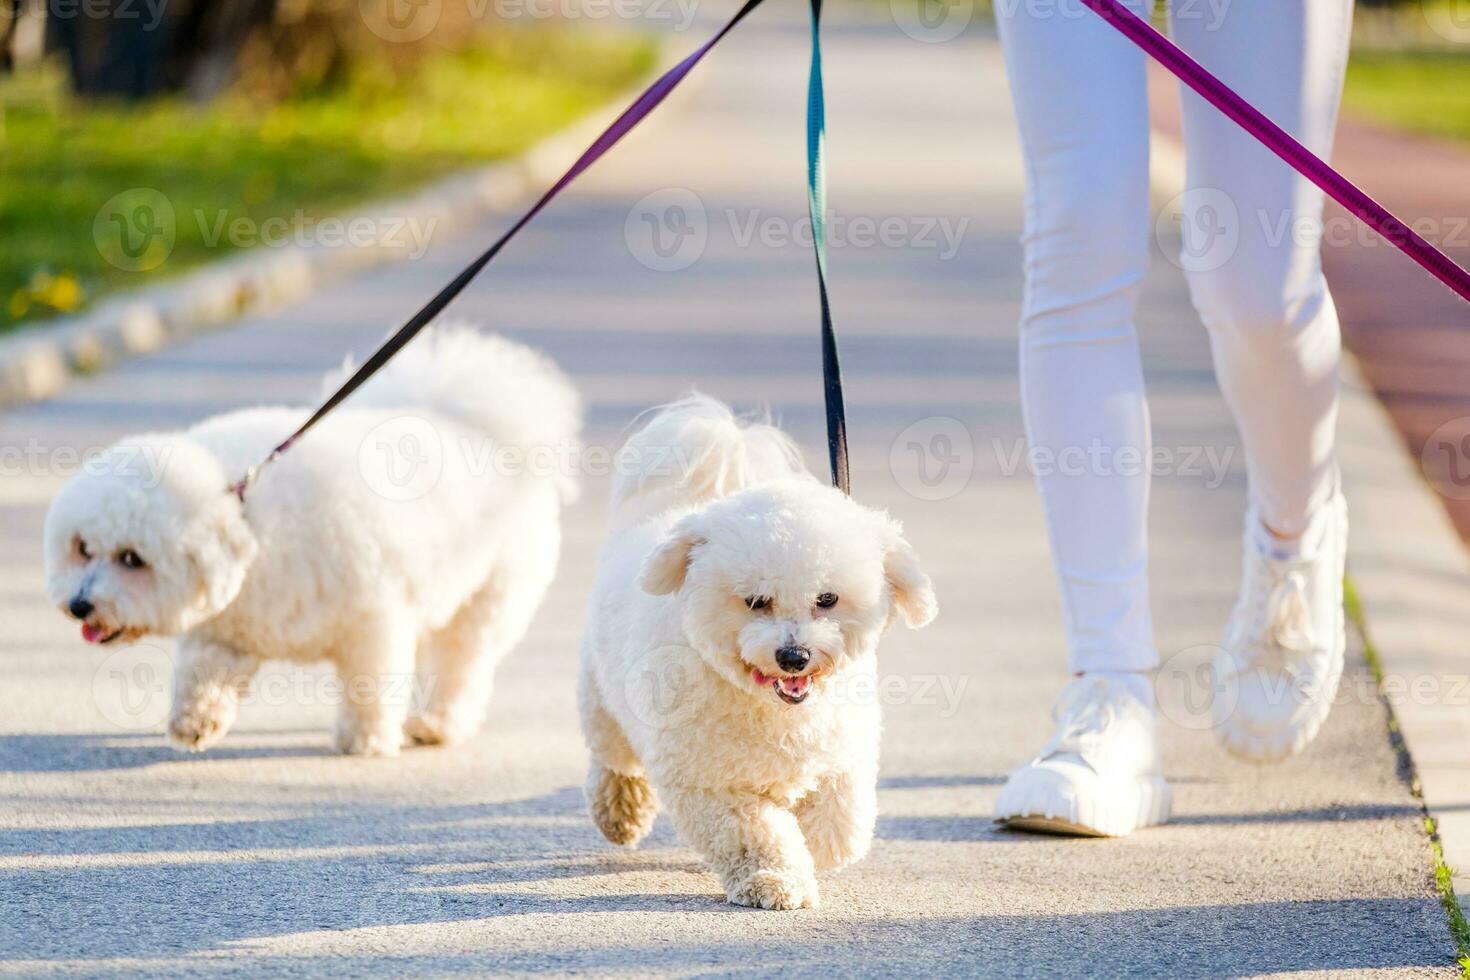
[1172,0,1352,535]
[996,0,1158,672]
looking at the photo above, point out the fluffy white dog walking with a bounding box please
[579,396,937,909]
[44,325,580,756]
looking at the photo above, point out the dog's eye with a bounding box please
[815,592,839,609]
[745,596,771,612]
[75,538,91,560]
[117,549,147,571]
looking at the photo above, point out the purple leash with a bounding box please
[1080,0,1470,305]
[230,0,768,499]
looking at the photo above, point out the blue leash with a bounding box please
[807,0,850,494]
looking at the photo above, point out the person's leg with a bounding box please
[993,0,1170,836]
[1171,0,1353,761]
[1172,0,1351,536]
[998,0,1157,681]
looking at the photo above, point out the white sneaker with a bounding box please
[1214,492,1348,763]
[994,675,1172,837]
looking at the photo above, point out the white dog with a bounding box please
[44,325,580,756]
[579,396,937,909]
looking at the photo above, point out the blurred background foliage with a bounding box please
[0,0,1465,332]
[891,0,1470,144]
[1346,0,1470,143]
[0,0,657,329]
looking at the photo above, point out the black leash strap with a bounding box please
[229,0,770,500]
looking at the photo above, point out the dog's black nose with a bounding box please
[775,646,810,674]
[68,597,93,620]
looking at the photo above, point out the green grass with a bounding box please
[1426,815,1470,978]
[0,29,657,330]
[1343,576,1470,975]
[1343,49,1470,145]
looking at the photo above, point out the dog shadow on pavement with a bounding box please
[0,731,327,773]
[0,784,747,966]
[0,775,1453,976]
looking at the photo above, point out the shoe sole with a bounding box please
[996,774,1173,838]
[1001,815,1114,838]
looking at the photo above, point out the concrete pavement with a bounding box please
[0,6,1457,976]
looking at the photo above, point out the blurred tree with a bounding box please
[2,0,18,72]
[44,0,278,98]
[40,0,475,101]
[172,0,281,99]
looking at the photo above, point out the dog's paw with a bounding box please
[335,724,403,758]
[403,710,479,747]
[727,868,819,911]
[167,694,237,753]
[587,766,658,847]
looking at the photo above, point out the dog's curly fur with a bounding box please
[579,395,937,909]
[43,325,580,756]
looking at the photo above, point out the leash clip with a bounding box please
[227,442,289,503]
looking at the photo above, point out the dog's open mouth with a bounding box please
[751,668,813,705]
[81,622,125,645]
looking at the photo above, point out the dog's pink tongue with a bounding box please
[778,676,811,697]
[81,623,106,644]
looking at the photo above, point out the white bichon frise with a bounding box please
[44,325,580,756]
[578,396,937,909]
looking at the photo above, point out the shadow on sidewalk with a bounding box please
[1,772,1449,974]
[0,732,328,773]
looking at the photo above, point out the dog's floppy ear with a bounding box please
[640,517,706,596]
[186,498,259,614]
[883,522,937,629]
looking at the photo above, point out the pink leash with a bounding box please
[1080,0,1470,305]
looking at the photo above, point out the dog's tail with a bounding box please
[328,322,583,502]
[610,393,808,525]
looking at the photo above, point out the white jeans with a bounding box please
[996,0,1352,672]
